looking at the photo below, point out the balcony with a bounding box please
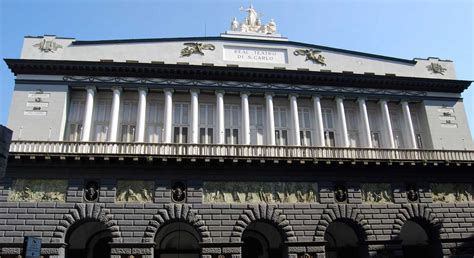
[7,141,474,164]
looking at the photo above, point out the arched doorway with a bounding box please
[242,221,287,258]
[400,220,441,258]
[324,220,365,258]
[155,222,201,258]
[65,221,112,258]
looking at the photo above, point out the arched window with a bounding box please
[155,222,201,258]
[65,221,112,258]
[400,220,441,258]
[324,220,366,258]
[242,221,287,258]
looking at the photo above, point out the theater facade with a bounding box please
[2,7,474,258]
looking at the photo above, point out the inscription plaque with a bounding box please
[223,45,287,64]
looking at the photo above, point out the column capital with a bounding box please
[138,87,148,94]
[399,99,410,105]
[312,94,322,100]
[190,88,200,94]
[163,88,174,94]
[240,91,251,97]
[265,92,274,98]
[288,93,298,100]
[215,90,225,96]
[86,86,97,93]
[335,95,345,101]
[378,98,389,104]
[110,86,122,92]
[357,97,367,102]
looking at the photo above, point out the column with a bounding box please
[108,87,122,142]
[335,96,350,147]
[380,99,396,148]
[241,92,251,145]
[265,93,276,145]
[401,100,417,149]
[163,88,174,143]
[81,86,96,142]
[313,95,325,147]
[289,94,301,146]
[216,90,225,144]
[358,97,373,148]
[190,89,200,144]
[136,87,148,143]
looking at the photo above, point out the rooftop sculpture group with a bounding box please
[230,5,277,34]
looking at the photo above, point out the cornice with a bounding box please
[4,58,472,93]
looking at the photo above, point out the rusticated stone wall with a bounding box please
[0,176,473,258]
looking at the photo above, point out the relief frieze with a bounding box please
[361,183,393,203]
[9,179,67,202]
[62,76,427,97]
[203,182,318,203]
[431,183,472,203]
[116,180,154,202]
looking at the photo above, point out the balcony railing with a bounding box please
[8,141,474,162]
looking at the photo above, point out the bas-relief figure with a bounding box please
[116,180,154,202]
[361,183,393,203]
[9,179,67,202]
[431,184,472,203]
[33,38,63,53]
[180,43,216,57]
[203,182,318,203]
[426,62,447,75]
[294,49,327,66]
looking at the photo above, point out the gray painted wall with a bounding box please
[7,84,68,141]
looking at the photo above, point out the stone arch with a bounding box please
[315,204,372,242]
[143,203,210,243]
[54,203,120,242]
[231,204,296,243]
[393,203,442,236]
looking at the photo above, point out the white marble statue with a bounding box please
[240,5,260,27]
[231,17,239,31]
[232,5,277,34]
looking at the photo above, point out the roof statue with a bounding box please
[230,5,277,34]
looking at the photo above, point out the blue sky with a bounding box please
[1,0,473,139]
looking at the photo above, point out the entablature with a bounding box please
[5,59,471,94]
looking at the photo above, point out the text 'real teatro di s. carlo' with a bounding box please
[1,6,474,258]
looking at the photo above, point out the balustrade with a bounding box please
[8,141,474,162]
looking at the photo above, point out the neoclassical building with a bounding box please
[2,7,474,258]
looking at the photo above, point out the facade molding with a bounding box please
[231,204,297,243]
[143,203,211,243]
[314,204,372,242]
[393,203,442,237]
[4,59,470,93]
[54,203,120,243]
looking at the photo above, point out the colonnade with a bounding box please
[78,86,418,149]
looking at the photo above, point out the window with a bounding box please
[249,105,264,145]
[390,111,404,148]
[411,112,423,149]
[93,100,111,142]
[225,105,240,144]
[372,132,381,148]
[322,108,335,147]
[67,100,85,141]
[120,101,138,142]
[368,110,382,148]
[199,104,214,144]
[345,109,359,147]
[298,107,312,146]
[173,103,189,144]
[146,102,164,143]
[274,106,288,146]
